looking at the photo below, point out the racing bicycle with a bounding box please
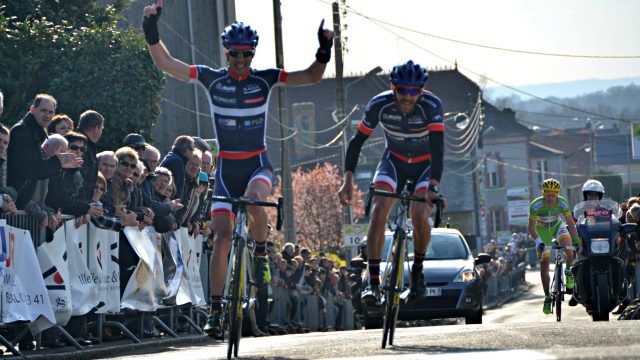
[364,182,442,348]
[211,195,283,359]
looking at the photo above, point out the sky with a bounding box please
[234,0,640,95]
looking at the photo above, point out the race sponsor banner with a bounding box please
[158,230,184,303]
[507,186,530,225]
[36,225,72,326]
[178,228,205,306]
[175,228,194,306]
[188,234,206,306]
[0,221,55,334]
[62,221,101,316]
[120,227,166,311]
[87,224,121,313]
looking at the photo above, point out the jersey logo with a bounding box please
[213,95,237,105]
[244,96,265,104]
[215,83,236,93]
[243,84,262,94]
[218,119,237,127]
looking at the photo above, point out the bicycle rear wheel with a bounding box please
[555,262,563,322]
[227,237,245,359]
[382,231,405,349]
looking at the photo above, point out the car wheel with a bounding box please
[465,307,483,325]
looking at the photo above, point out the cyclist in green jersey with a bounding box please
[528,178,580,314]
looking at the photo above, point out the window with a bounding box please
[491,209,504,233]
[486,160,500,188]
[537,160,548,184]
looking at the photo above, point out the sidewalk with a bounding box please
[12,334,215,360]
[483,268,536,311]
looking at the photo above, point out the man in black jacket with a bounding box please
[7,94,82,209]
[159,135,194,200]
[77,110,104,202]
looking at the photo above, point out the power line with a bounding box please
[340,3,640,59]
[365,20,640,123]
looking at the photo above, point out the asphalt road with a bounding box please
[103,269,639,360]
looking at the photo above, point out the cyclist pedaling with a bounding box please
[338,60,445,304]
[528,178,580,314]
[142,0,334,338]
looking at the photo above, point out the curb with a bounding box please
[12,334,214,360]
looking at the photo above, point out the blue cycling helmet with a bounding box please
[390,60,428,87]
[220,22,259,49]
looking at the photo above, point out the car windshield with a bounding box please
[381,232,468,261]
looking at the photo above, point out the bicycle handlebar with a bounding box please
[364,185,443,227]
[210,195,284,231]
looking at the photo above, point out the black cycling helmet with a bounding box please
[220,22,259,49]
[390,60,428,87]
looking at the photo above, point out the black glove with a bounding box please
[315,19,333,64]
[142,6,162,45]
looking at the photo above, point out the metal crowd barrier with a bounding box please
[0,211,208,356]
[482,261,528,305]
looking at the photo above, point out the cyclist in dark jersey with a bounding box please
[142,0,334,338]
[338,60,445,302]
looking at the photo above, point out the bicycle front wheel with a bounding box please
[227,237,245,359]
[555,262,563,322]
[382,230,405,349]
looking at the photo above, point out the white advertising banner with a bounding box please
[62,221,101,316]
[0,221,55,334]
[120,227,166,311]
[178,228,205,306]
[507,187,530,225]
[87,224,120,314]
[36,226,72,326]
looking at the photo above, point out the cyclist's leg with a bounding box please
[245,153,274,287]
[557,224,574,290]
[367,154,398,287]
[208,156,259,302]
[411,165,434,258]
[557,224,574,264]
[536,233,552,292]
[244,154,273,246]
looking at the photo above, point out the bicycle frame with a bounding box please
[364,183,442,348]
[211,196,283,359]
[549,239,565,322]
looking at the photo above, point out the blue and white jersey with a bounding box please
[189,65,286,159]
[357,90,444,163]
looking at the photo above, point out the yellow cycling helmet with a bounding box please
[541,178,561,192]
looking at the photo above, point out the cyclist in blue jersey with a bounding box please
[142,0,334,338]
[338,60,445,303]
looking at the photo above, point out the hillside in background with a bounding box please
[488,83,640,131]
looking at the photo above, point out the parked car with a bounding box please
[363,227,491,328]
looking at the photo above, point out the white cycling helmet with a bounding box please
[582,179,604,200]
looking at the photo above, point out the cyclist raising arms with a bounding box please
[529,178,579,314]
[338,60,445,302]
[141,1,334,337]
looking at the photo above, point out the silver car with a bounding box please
[364,228,491,327]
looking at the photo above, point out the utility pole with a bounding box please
[333,1,352,226]
[273,0,296,244]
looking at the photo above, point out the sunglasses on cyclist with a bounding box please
[68,144,86,153]
[394,86,422,96]
[119,160,137,169]
[228,49,255,58]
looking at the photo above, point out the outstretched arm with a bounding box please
[286,20,335,85]
[143,0,191,81]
